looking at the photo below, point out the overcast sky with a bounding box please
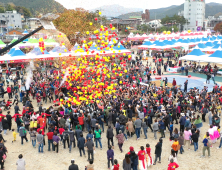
[56,0,221,10]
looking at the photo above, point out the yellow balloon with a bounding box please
[89,22,93,26]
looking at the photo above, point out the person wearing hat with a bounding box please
[68,159,79,170]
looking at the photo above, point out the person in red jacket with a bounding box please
[0,111,6,130]
[78,114,84,130]
[36,93,42,107]
[7,85,12,99]
[12,113,22,122]
[113,159,119,170]
[172,78,177,87]
[168,159,179,170]
[47,129,54,151]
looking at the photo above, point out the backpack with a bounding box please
[64,133,69,140]
[207,139,212,147]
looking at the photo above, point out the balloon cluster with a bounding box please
[57,11,133,106]
[39,38,45,54]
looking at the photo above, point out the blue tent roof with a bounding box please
[177,39,183,43]
[155,42,166,47]
[22,29,29,34]
[205,42,214,47]
[171,39,177,43]
[196,38,201,42]
[212,36,217,40]
[153,40,159,44]
[10,48,25,57]
[142,41,153,46]
[165,41,175,45]
[209,50,222,58]
[213,41,219,45]
[212,44,222,49]
[218,36,222,40]
[8,48,15,55]
[202,38,208,42]
[187,49,205,56]
[190,39,196,43]
[182,39,190,44]
[197,43,207,49]
[113,43,127,50]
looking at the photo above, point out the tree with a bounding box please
[161,15,187,26]
[6,3,15,11]
[137,24,151,33]
[14,6,32,17]
[0,5,4,13]
[53,8,106,44]
[214,22,222,33]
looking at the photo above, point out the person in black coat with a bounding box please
[68,159,79,170]
[0,146,4,170]
[191,129,200,151]
[153,138,163,165]
[106,125,114,147]
[130,151,138,170]
[2,117,9,135]
[6,111,12,131]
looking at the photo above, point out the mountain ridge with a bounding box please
[0,0,65,16]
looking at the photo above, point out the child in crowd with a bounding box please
[112,159,119,170]
[12,129,17,143]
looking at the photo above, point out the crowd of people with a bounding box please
[0,53,221,170]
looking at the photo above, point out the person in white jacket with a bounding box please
[16,154,26,170]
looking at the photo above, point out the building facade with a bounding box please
[0,11,22,30]
[184,0,205,31]
[206,15,222,30]
[25,18,41,30]
[142,9,150,23]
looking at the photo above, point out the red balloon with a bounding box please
[132,76,135,79]
[95,18,98,21]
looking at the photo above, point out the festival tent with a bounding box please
[179,49,207,61]
[212,44,222,49]
[138,41,153,50]
[8,48,15,55]
[22,29,29,34]
[113,42,131,55]
[213,41,219,45]
[201,37,209,42]
[10,47,26,57]
[197,43,207,49]
[200,50,222,63]
[205,42,214,47]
